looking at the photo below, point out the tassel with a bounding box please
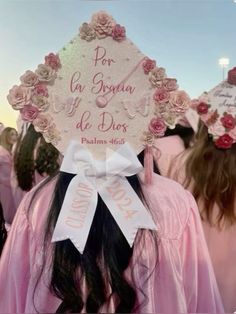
[144,145,153,185]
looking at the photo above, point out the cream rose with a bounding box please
[20,70,39,87]
[44,125,61,145]
[33,113,53,133]
[169,90,190,114]
[79,22,96,41]
[31,95,49,111]
[35,64,56,83]
[149,67,166,87]
[7,85,31,110]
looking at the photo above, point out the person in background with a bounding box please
[0,127,18,224]
[154,107,199,176]
[163,67,236,312]
[12,123,61,209]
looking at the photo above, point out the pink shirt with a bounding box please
[157,148,236,312]
[0,173,224,313]
[0,146,16,224]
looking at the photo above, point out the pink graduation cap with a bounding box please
[7,11,191,183]
[7,11,193,253]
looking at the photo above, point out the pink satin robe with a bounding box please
[0,173,224,313]
[156,144,236,312]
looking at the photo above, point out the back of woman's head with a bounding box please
[34,151,158,313]
[185,121,236,225]
[14,124,60,191]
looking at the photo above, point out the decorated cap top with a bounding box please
[7,11,191,159]
[194,67,236,149]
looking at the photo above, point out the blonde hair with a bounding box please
[0,127,17,152]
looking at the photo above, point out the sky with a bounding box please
[0,0,236,128]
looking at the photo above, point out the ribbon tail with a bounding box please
[52,174,97,254]
[98,176,157,247]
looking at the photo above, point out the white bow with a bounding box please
[52,141,157,253]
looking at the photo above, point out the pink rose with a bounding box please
[215,134,234,149]
[35,64,56,83]
[33,84,49,97]
[227,67,236,86]
[143,58,156,74]
[153,88,170,103]
[169,90,190,114]
[7,85,31,110]
[45,53,61,71]
[220,114,236,129]
[162,78,178,92]
[91,11,115,38]
[209,120,225,137]
[33,113,53,133]
[112,24,126,42]
[31,95,49,111]
[148,117,167,137]
[20,105,39,122]
[149,67,166,87]
[197,102,209,115]
[20,70,39,87]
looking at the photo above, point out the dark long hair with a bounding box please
[165,124,195,149]
[14,124,60,191]
[0,202,7,256]
[33,151,159,313]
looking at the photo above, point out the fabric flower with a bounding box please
[79,22,96,41]
[33,113,53,133]
[162,112,176,129]
[143,58,156,74]
[7,85,31,110]
[20,70,39,87]
[45,53,61,71]
[215,134,234,149]
[35,64,56,83]
[148,117,167,137]
[208,120,225,137]
[91,11,115,39]
[31,95,49,111]
[162,78,178,92]
[44,125,61,145]
[169,90,190,114]
[20,105,39,122]
[197,102,209,115]
[112,24,126,41]
[153,88,170,104]
[33,84,49,97]
[227,67,236,86]
[149,67,166,87]
[220,114,236,130]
